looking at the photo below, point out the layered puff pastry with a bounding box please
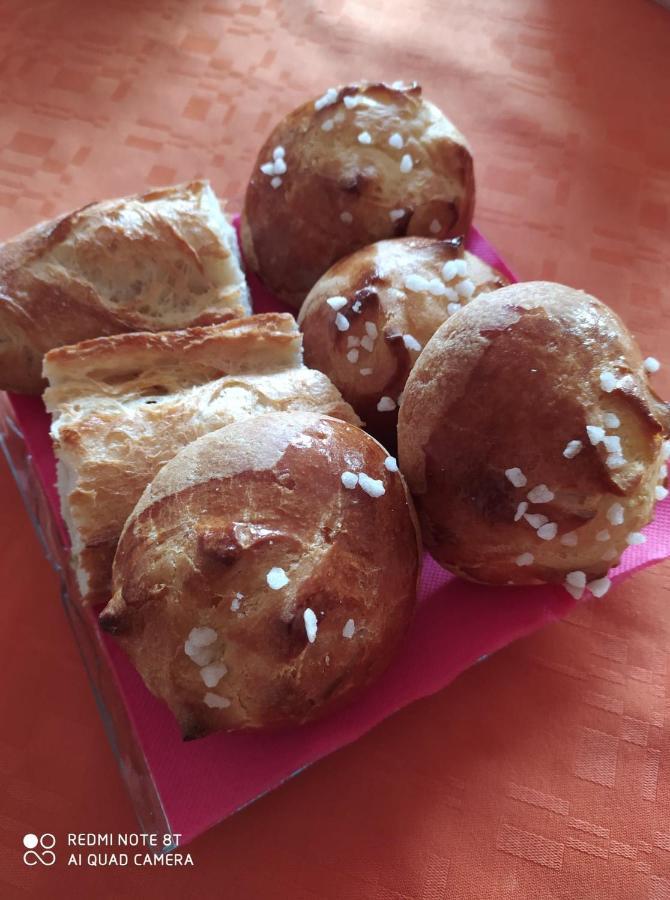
[44,315,359,604]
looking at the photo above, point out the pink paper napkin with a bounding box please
[8,226,669,845]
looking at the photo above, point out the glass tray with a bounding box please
[0,391,174,847]
[5,227,666,848]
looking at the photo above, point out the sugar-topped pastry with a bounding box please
[398,282,670,594]
[100,412,421,737]
[298,236,508,445]
[241,81,475,308]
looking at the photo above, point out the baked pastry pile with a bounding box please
[1,80,667,736]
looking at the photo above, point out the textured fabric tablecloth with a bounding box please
[1,1,669,897]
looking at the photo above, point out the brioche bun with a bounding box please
[298,236,508,445]
[398,282,670,594]
[100,412,421,737]
[241,81,475,308]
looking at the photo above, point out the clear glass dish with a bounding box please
[0,391,175,847]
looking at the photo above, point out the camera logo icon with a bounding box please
[22,833,56,866]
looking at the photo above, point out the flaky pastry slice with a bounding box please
[43,314,360,603]
[0,180,249,393]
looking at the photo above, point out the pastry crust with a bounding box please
[398,282,670,586]
[241,81,475,308]
[0,180,249,393]
[298,236,508,446]
[44,315,359,603]
[100,412,421,737]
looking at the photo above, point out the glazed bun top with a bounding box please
[298,236,508,444]
[101,412,421,737]
[398,282,670,587]
[241,81,475,308]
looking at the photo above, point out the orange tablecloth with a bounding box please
[1,1,669,897]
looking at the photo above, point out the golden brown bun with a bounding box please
[0,180,249,393]
[398,282,670,589]
[241,81,475,308]
[100,412,421,737]
[43,315,360,604]
[298,236,508,446]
